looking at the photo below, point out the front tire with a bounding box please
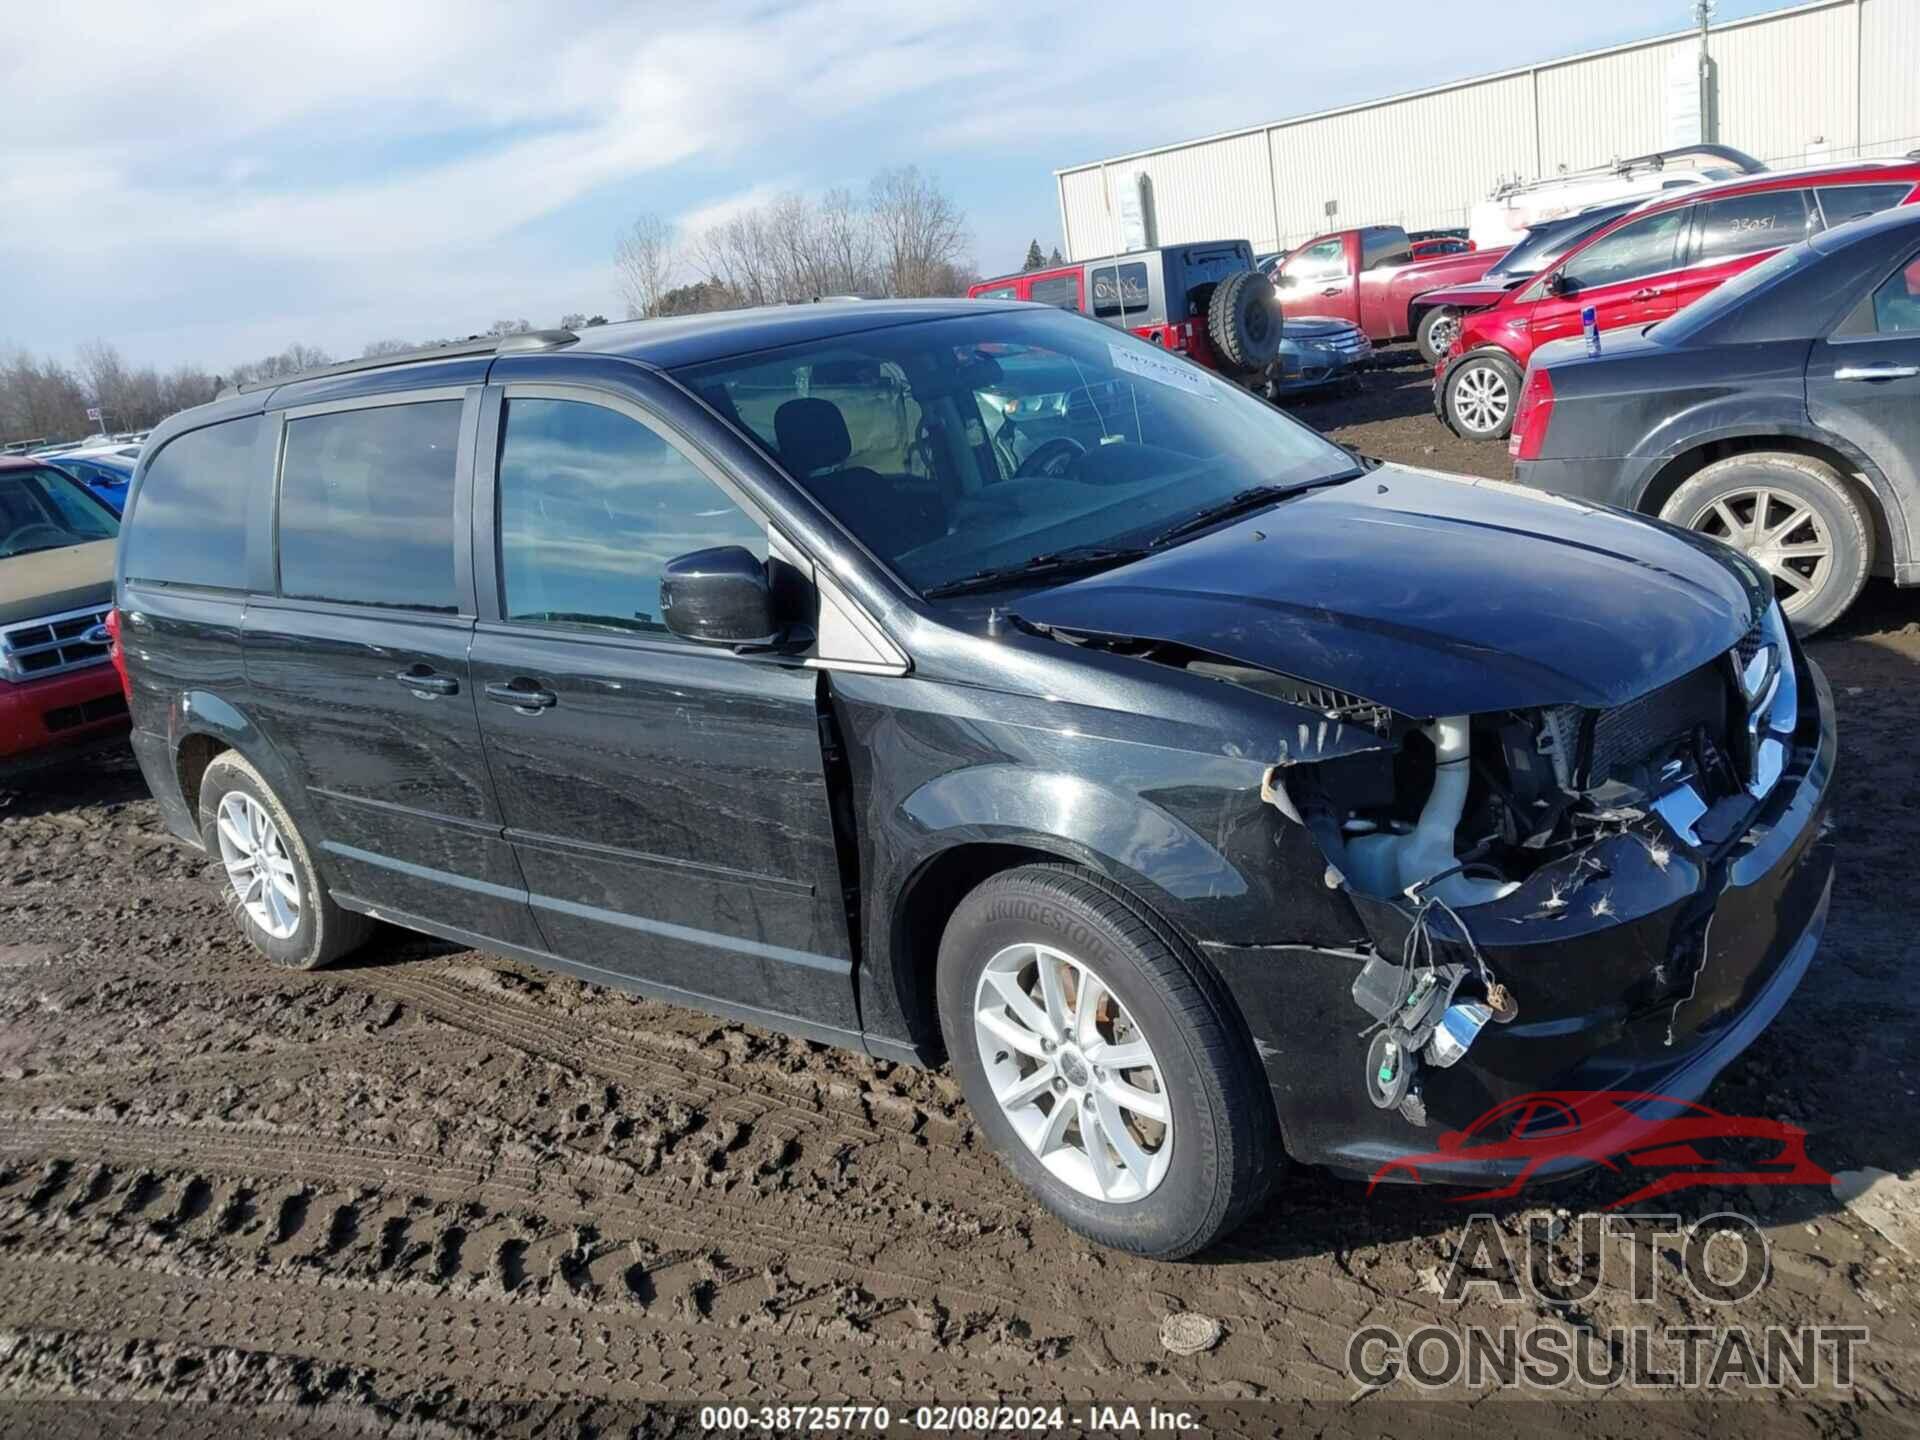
[1415,306,1460,366]
[1659,452,1872,635]
[1443,350,1521,440]
[198,752,373,970]
[936,865,1276,1259]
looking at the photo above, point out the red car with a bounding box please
[1367,1090,1831,1208]
[1436,159,1920,440]
[0,458,129,783]
[1411,237,1474,260]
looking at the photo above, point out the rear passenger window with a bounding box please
[1867,254,1920,335]
[122,415,261,590]
[1816,183,1914,229]
[1028,274,1081,310]
[496,398,766,637]
[278,400,462,612]
[1692,190,1813,264]
[1090,262,1149,318]
[972,285,1018,302]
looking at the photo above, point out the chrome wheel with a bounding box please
[1451,362,1511,434]
[972,942,1173,1203]
[214,792,302,939]
[1687,486,1834,617]
[1426,311,1460,357]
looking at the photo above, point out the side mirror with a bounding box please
[1545,271,1571,297]
[660,546,784,650]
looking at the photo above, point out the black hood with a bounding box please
[1018,467,1766,716]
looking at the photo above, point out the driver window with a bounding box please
[1557,208,1689,292]
[1283,238,1345,284]
[496,398,766,637]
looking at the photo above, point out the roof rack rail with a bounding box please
[218,328,579,398]
[1490,144,1767,201]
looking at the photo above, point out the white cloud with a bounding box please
[3,0,1788,366]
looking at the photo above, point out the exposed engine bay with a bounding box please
[1039,599,1796,1128]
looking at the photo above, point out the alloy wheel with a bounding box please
[1428,313,1460,355]
[1687,486,1834,617]
[972,942,1173,1203]
[214,792,302,939]
[1452,363,1510,434]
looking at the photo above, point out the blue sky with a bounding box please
[2,0,1791,370]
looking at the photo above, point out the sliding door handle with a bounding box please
[1833,363,1919,381]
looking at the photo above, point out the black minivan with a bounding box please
[116,302,1835,1257]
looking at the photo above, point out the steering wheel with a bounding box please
[1012,436,1086,480]
[0,523,72,556]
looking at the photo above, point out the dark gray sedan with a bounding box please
[1510,203,1920,633]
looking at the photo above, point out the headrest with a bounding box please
[774,397,852,475]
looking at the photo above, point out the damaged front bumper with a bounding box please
[1208,655,1838,1183]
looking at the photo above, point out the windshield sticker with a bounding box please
[1108,343,1219,401]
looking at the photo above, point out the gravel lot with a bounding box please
[3,354,1918,1435]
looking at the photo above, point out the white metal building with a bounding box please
[1056,0,1920,260]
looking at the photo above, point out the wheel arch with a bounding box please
[165,691,317,851]
[1633,428,1905,577]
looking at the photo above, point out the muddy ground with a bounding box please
[3,354,1918,1436]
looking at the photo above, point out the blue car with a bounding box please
[50,453,135,513]
[1267,315,1373,399]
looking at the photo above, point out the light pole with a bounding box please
[1695,0,1716,145]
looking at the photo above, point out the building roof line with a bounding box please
[1054,0,1849,177]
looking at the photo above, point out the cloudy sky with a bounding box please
[3,0,1787,371]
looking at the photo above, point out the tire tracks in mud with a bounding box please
[0,1127,1142,1401]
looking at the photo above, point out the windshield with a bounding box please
[0,467,120,558]
[1650,241,1820,344]
[674,308,1356,596]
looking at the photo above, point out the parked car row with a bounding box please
[1434,157,1920,632]
[968,242,1373,399]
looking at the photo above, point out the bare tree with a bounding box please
[615,214,679,319]
[868,166,971,297]
[360,338,417,358]
[225,344,333,389]
[485,319,532,337]
[815,186,876,296]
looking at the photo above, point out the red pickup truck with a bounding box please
[1268,225,1508,353]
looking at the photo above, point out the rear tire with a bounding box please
[198,752,373,971]
[1659,453,1872,635]
[1443,350,1521,440]
[1415,306,1460,366]
[936,864,1277,1259]
[1206,270,1283,374]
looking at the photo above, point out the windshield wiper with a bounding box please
[923,545,1149,599]
[1150,469,1365,549]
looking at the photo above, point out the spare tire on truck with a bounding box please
[1205,270,1283,374]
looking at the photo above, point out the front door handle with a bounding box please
[1321,286,1341,297]
[1834,363,1920,381]
[1630,286,1665,301]
[395,668,459,696]
[484,679,557,711]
